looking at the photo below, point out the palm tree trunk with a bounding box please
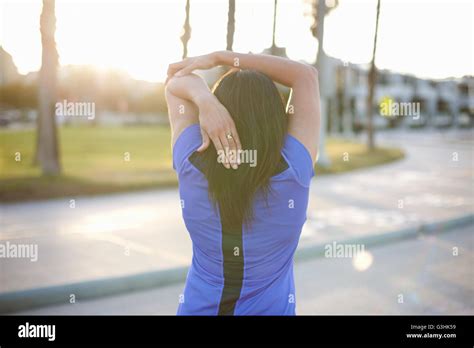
[315,0,330,167]
[181,0,191,59]
[271,0,277,54]
[367,0,381,150]
[36,0,60,175]
[226,0,235,51]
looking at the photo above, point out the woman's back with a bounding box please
[166,51,320,315]
[174,124,314,315]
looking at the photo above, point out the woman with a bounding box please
[165,51,320,315]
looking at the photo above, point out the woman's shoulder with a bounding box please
[279,134,315,187]
[172,123,202,173]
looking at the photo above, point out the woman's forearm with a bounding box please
[166,71,242,165]
[166,73,215,108]
[214,51,317,88]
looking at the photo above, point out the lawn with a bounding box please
[318,137,405,175]
[0,126,404,202]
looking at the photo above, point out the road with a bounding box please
[13,224,473,315]
[1,128,473,292]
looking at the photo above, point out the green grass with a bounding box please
[0,126,404,202]
[316,137,405,175]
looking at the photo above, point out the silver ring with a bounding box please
[226,132,233,140]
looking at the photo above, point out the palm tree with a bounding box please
[181,0,191,59]
[307,0,338,167]
[35,0,60,175]
[262,0,287,57]
[367,0,381,150]
[271,0,277,54]
[226,0,235,51]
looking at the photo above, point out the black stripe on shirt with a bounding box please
[217,216,244,316]
[188,151,289,315]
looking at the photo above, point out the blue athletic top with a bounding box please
[173,124,314,315]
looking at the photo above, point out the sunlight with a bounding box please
[352,250,374,272]
[0,0,472,81]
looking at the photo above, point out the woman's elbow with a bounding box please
[302,64,318,83]
[293,64,319,89]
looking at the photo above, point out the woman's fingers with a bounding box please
[219,132,238,170]
[224,130,239,169]
[166,62,184,77]
[229,124,242,165]
[167,59,193,79]
[169,54,215,78]
[197,130,211,152]
[175,63,197,77]
[168,59,189,73]
[196,130,233,170]
[210,135,230,169]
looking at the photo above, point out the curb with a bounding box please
[295,213,473,262]
[1,267,189,314]
[1,213,472,314]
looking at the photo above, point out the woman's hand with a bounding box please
[167,53,220,79]
[166,55,242,169]
[195,94,242,170]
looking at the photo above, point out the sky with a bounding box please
[0,0,473,82]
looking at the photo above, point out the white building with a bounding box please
[326,56,473,132]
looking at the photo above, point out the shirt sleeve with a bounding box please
[172,124,202,173]
[281,134,315,187]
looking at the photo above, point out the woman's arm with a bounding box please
[169,52,320,164]
[166,73,213,109]
[165,75,199,146]
[216,51,320,164]
[165,73,241,169]
[214,51,317,89]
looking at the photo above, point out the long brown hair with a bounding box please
[192,69,287,227]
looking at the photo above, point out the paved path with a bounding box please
[13,224,473,315]
[1,128,473,293]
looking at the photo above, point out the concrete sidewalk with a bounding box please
[12,223,473,315]
[1,129,473,297]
